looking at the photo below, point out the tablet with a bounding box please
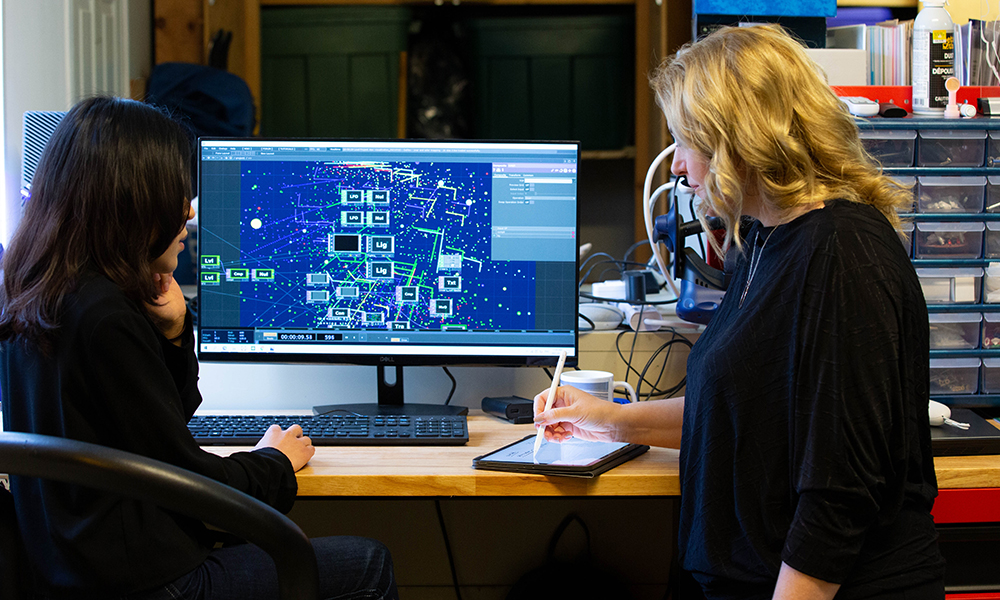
[472,435,649,478]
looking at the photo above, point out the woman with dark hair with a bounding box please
[0,96,397,600]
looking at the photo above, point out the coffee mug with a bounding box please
[559,370,637,403]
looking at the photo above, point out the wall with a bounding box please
[1,0,151,245]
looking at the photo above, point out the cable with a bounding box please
[578,292,677,305]
[623,239,651,264]
[614,329,694,400]
[578,312,596,331]
[643,144,680,297]
[434,499,463,600]
[442,367,457,406]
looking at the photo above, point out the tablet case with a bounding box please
[930,408,1000,457]
[472,435,650,478]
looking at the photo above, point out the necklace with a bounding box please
[738,227,778,309]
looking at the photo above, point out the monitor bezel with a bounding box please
[195,136,581,369]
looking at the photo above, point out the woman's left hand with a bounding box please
[146,272,187,343]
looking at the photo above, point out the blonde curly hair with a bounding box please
[650,24,911,253]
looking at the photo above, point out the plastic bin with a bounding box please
[900,221,914,257]
[916,267,983,304]
[914,222,984,259]
[984,313,1000,348]
[860,129,915,167]
[929,358,981,395]
[928,312,982,349]
[988,176,1000,213]
[893,176,916,213]
[986,263,1000,303]
[982,357,1000,393]
[988,131,1000,167]
[986,223,1000,258]
[917,176,986,213]
[917,129,986,167]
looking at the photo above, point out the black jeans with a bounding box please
[126,536,397,600]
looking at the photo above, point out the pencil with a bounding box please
[533,349,568,461]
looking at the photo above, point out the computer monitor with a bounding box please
[197,138,580,416]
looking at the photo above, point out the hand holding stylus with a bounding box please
[533,350,567,461]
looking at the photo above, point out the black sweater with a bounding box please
[0,272,297,598]
[680,200,945,599]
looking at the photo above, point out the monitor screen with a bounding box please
[196,138,580,383]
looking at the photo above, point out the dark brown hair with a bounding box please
[0,96,192,347]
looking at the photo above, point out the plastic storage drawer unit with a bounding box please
[983,358,1000,393]
[917,129,986,167]
[928,312,982,349]
[929,358,981,395]
[916,267,982,303]
[915,222,984,259]
[917,176,986,213]
[860,129,915,167]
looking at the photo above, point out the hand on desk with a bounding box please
[255,424,315,471]
[533,385,622,444]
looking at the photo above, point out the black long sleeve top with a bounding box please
[0,271,297,598]
[680,200,945,599]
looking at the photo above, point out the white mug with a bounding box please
[559,370,637,403]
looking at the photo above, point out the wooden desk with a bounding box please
[206,411,999,500]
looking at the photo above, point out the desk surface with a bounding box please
[205,411,1000,497]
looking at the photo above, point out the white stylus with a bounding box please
[533,349,568,461]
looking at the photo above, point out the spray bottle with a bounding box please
[912,0,955,114]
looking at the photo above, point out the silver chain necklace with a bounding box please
[739,227,779,309]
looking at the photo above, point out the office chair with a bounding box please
[0,431,319,600]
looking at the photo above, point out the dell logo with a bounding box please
[379,356,394,363]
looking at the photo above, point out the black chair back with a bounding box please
[0,432,318,600]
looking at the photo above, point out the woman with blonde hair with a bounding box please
[534,25,945,600]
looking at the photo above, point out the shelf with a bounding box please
[837,0,916,6]
[905,213,1000,221]
[886,168,1000,175]
[580,147,636,160]
[927,304,1000,313]
[931,349,1000,358]
[931,394,1000,407]
[914,259,1000,267]
[262,0,636,5]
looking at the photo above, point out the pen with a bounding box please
[533,349,567,461]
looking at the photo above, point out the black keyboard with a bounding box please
[188,413,468,446]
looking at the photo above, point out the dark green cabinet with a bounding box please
[261,6,411,138]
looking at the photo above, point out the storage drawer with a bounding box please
[914,222,984,259]
[916,267,983,304]
[929,358,980,395]
[917,129,986,167]
[917,176,986,213]
[928,312,981,350]
[860,129,915,167]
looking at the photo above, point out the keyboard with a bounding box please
[188,413,468,446]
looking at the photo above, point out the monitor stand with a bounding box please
[312,365,468,417]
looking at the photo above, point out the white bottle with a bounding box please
[912,0,955,114]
